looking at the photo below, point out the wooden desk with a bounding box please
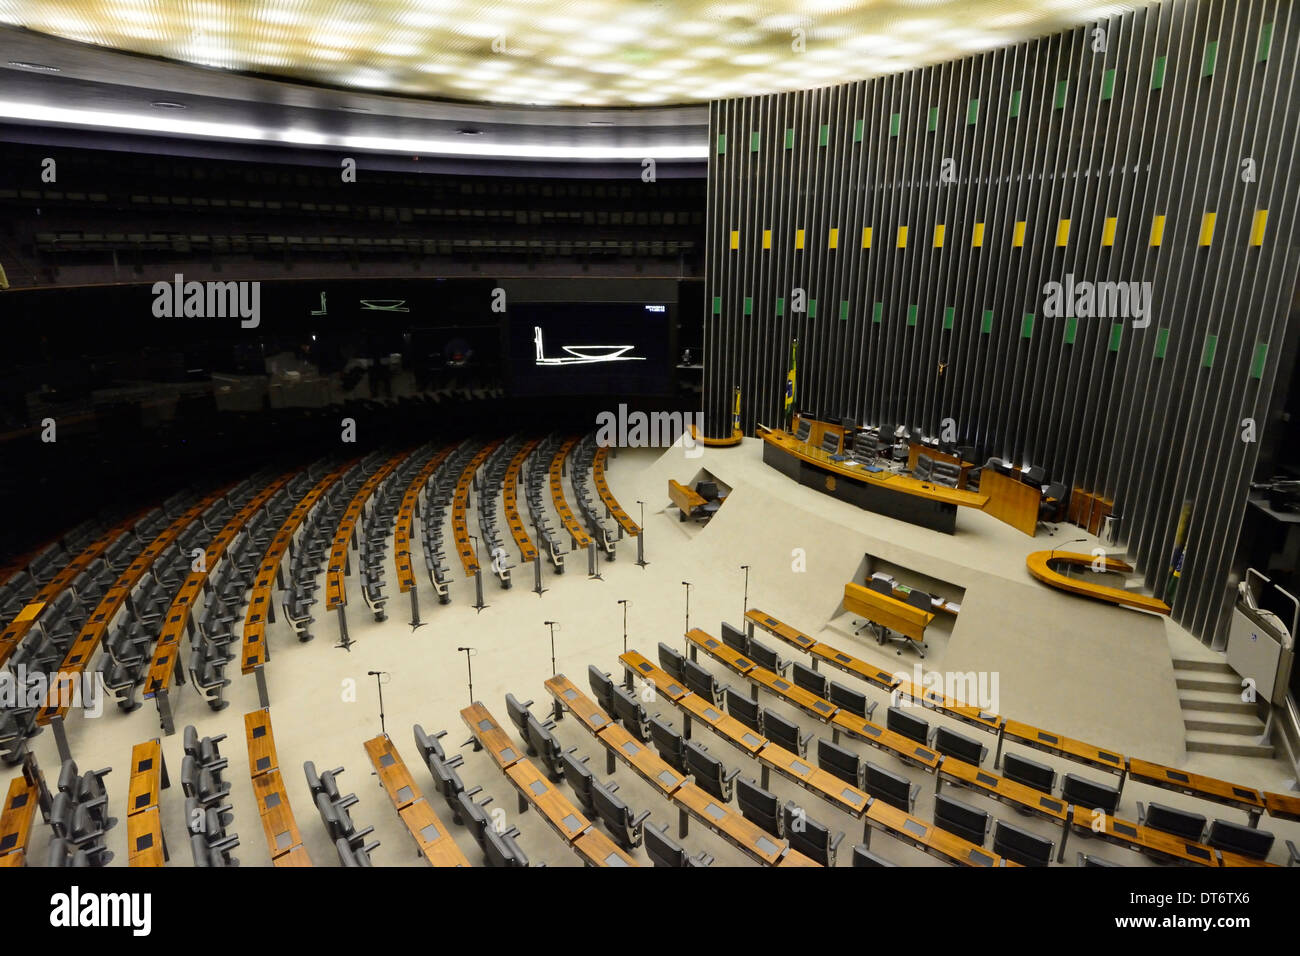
[672,781,810,866]
[259,798,304,858]
[999,719,1127,779]
[395,446,451,593]
[244,707,278,777]
[843,581,934,643]
[865,797,1014,867]
[543,674,613,736]
[979,469,1041,537]
[127,807,166,867]
[0,775,37,858]
[757,742,871,820]
[0,851,22,866]
[503,440,540,563]
[505,757,590,842]
[241,463,353,674]
[893,680,1004,736]
[592,447,640,537]
[460,702,528,770]
[1068,805,1218,866]
[620,650,690,702]
[596,721,689,797]
[1126,757,1266,822]
[831,711,942,772]
[365,734,424,811]
[1025,550,1172,614]
[571,827,638,867]
[127,739,164,816]
[808,642,901,692]
[745,608,818,652]
[1264,790,1300,823]
[906,442,973,489]
[668,479,708,519]
[749,666,841,724]
[549,437,592,549]
[273,845,313,867]
[326,449,411,610]
[937,756,1070,826]
[686,627,756,675]
[400,797,471,867]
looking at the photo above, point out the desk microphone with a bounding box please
[1049,538,1088,564]
[366,670,387,676]
[455,647,473,652]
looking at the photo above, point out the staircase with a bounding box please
[1174,658,1275,758]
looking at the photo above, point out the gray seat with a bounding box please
[592,779,650,850]
[736,776,783,838]
[933,793,992,846]
[783,800,843,866]
[864,761,920,813]
[993,820,1053,866]
[644,821,714,868]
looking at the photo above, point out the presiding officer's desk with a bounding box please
[758,426,987,534]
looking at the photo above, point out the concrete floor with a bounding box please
[5,437,1298,867]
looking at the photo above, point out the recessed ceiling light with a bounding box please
[7,61,60,72]
[150,101,188,110]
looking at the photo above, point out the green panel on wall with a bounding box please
[750,131,760,152]
[818,124,829,146]
[1202,333,1218,367]
[1258,22,1273,62]
[1101,68,1116,101]
[1054,80,1068,109]
[1250,342,1268,379]
[872,301,883,324]
[775,297,784,316]
[1202,40,1218,77]
[980,309,993,334]
[712,296,721,314]
[927,106,938,131]
[839,300,849,321]
[1154,327,1170,359]
[717,134,726,154]
[906,304,918,327]
[942,306,955,330]
[889,113,900,137]
[1009,89,1022,118]
[808,298,818,318]
[853,119,864,142]
[1063,316,1078,345]
[967,98,979,125]
[1108,322,1123,352]
[784,128,794,149]
[743,296,753,315]
[1152,55,1167,89]
[1021,313,1034,339]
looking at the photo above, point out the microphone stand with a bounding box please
[456,647,476,707]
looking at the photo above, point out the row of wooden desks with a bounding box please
[364,733,470,866]
[453,442,500,575]
[326,449,412,611]
[143,473,294,705]
[0,774,38,864]
[541,675,815,867]
[127,738,169,866]
[0,509,148,668]
[394,446,451,593]
[460,702,634,866]
[549,438,591,549]
[244,708,311,864]
[503,440,540,563]
[241,463,353,675]
[591,446,640,537]
[39,487,234,726]
[747,607,1295,828]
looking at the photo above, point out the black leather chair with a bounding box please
[587,665,615,714]
[525,714,564,780]
[413,724,448,763]
[864,761,919,812]
[933,793,992,846]
[993,820,1053,866]
[930,725,988,766]
[657,642,687,683]
[1206,818,1274,860]
[683,657,726,706]
[762,708,811,757]
[828,680,876,720]
[817,738,863,788]
[645,821,714,868]
[735,777,784,839]
[746,636,788,676]
[852,844,898,867]
[1137,801,1206,842]
[720,620,749,653]
[483,826,530,867]
[560,749,597,816]
[783,800,843,866]
[592,780,650,850]
[885,705,929,745]
[794,419,812,443]
[684,740,740,802]
[725,687,763,734]
[790,660,828,699]
[648,715,688,774]
[1002,752,1056,795]
[610,684,651,741]
[505,693,534,742]
[1061,773,1121,815]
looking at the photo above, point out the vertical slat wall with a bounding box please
[703,0,1300,646]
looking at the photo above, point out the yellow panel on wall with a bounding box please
[972,222,985,247]
[897,225,908,248]
[1101,216,1118,246]
[795,228,805,250]
[828,227,839,249]
[762,229,772,250]
[1150,214,1166,246]
[730,229,739,250]
[1012,221,1026,247]
[861,226,873,249]
[933,224,945,247]
[1056,218,1070,246]
[1199,212,1216,246]
[1251,209,1268,246]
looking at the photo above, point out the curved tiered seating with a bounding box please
[502,439,539,566]
[451,440,500,577]
[421,443,476,602]
[476,440,519,588]
[591,445,640,539]
[325,449,414,615]
[548,438,591,571]
[525,436,567,573]
[394,445,453,598]
[569,435,617,558]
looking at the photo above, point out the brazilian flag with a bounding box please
[784,339,798,417]
[732,385,741,435]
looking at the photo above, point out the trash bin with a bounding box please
[1102,513,1123,546]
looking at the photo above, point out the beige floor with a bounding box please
[5,437,1298,868]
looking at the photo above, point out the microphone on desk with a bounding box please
[1049,538,1088,564]
[455,647,473,652]
[366,670,387,676]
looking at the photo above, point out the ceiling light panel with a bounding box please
[0,0,1149,106]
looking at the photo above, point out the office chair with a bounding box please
[1039,481,1068,532]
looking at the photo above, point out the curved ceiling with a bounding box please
[1,0,1147,107]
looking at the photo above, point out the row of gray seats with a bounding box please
[304,759,380,865]
[182,725,241,866]
[422,443,477,602]
[358,451,427,621]
[477,440,517,588]
[524,436,567,572]
[569,435,616,558]
[49,757,115,866]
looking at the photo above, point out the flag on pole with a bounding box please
[784,339,797,418]
[732,385,741,435]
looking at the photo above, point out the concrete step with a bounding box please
[1185,731,1275,758]
[1183,716,1264,736]
[1176,675,1243,693]
[1171,657,1235,676]
[1178,692,1256,715]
